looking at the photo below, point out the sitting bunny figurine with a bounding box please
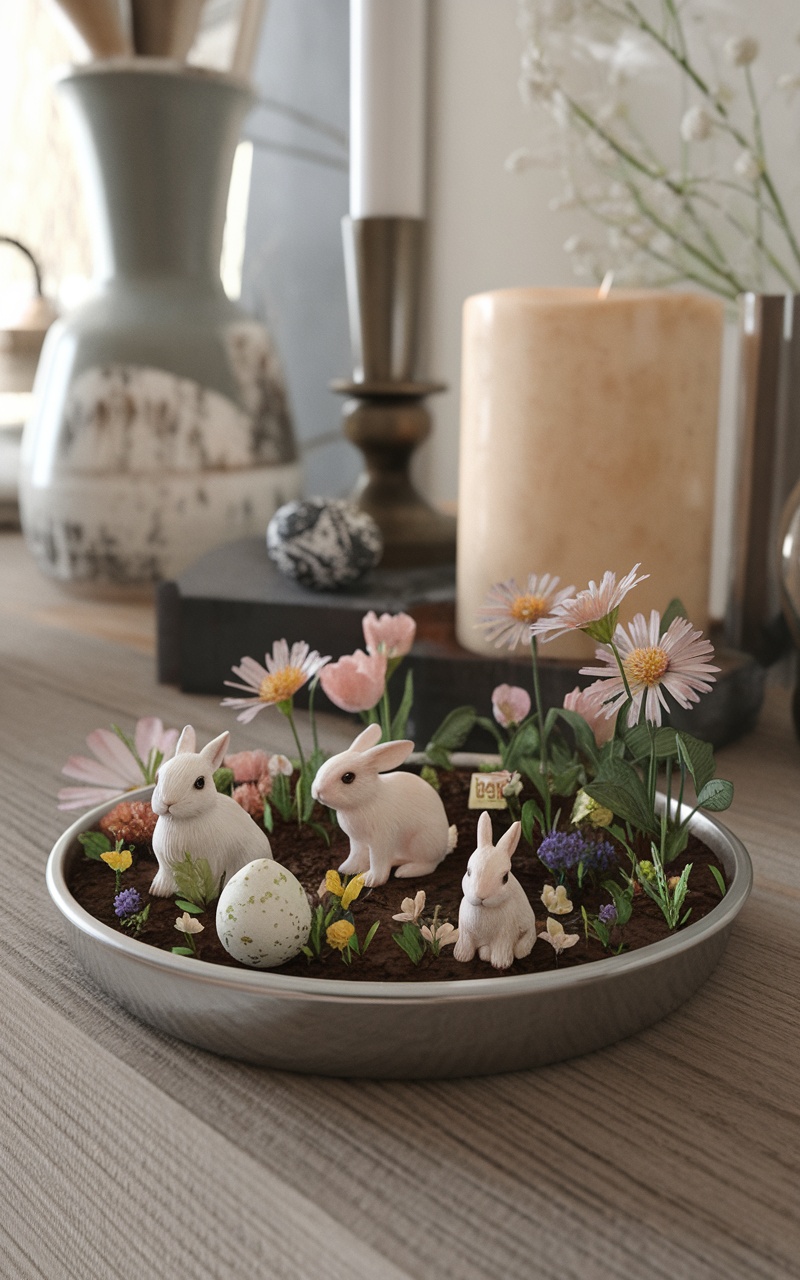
[311,723,457,887]
[454,811,537,969]
[150,725,272,897]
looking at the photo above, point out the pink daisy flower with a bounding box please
[476,574,575,650]
[222,640,330,724]
[58,716,179,811]
[580,610,719,727]
[531,564,648,644]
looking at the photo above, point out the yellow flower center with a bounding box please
[510,593,549,624]
[624,645,669,687]
[258,665,305,704]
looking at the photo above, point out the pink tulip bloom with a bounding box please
[320,649,388,713]
[362,610,417,658]
[563,684,616,746]
[491,683,532,728]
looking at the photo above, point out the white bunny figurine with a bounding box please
[311,723,457,887]
[453,811,537,970]
[149,725,272,897]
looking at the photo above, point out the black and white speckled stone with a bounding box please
[266,498,383,590]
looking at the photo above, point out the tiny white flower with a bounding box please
[724,36,759,67]
[538,916,580,954]
[564,234,588,254]
[680,105,713,143]
[734,150,762,182]
[502,770,523,799]
[175,912,204,935]
[541,884,573,915]
[777,72,800,92]
[268,753,293,778]
[392,890,427,924]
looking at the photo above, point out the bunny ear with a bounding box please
[201,731,230,773]
[477,811,493,846]
[176,726,196,755]
[349,722,383,753]
[496,821,522,860]
[361,738,414,773]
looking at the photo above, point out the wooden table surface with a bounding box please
[1,532,799,1280]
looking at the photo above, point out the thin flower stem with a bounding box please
[529,637,552,829]
[284,704,307,778]
[308,676,321,760]
[380,687,392,741]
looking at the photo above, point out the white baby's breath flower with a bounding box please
[776,72,800,93]
[564,233,588,254]
[724,35,759,67]
[681,104,713,142]
[734,150,762,182]
[175,912,204,935]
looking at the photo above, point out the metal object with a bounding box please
[333,216,456,568]
[727,293,800,658]
[47,779,751,1079]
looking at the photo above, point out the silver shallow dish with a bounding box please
[46,782,752,1078]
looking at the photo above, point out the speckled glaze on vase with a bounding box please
[46,770,752,1079]
[20,61,300,589]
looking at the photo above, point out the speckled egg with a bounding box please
[215,859,312,969]
[266,496,383,590]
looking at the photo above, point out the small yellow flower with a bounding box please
[324,869,344,898]
[571,790,613,829]
[101,848,133,873]
[638,860,657,883]
[341,873,366,909]
[326,920,355,951]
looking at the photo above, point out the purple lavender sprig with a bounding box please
[598,902,618,926]
[538,830,616,882]
[114,888,143,919]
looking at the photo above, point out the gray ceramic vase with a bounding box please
[20,61,301,588]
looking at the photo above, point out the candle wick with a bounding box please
[598,270,614,300]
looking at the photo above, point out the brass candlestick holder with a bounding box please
[332,215,456,568]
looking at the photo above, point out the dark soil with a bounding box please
[67,770,728,983]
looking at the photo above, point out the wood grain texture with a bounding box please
[1,534,799,1279]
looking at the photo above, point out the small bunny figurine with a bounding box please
[311,723,457,887]
[149,725,272,897]
[454,811,537,970]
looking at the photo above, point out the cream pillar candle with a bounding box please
[456,288,724,662]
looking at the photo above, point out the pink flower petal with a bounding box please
[60,753,133,789]
[320,649,388,713]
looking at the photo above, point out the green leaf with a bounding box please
[602,878,634,927]
[676,732,716,794]
[427,705,476,752]
[390,669,415,740]
[174,899,203,915]
[584,759,658,834]
[171,946,194,957]
[270,772,293,821]
[663,825,689,863]
[521,797,544,844]
[425,743,452,770]
[308,821,331,847]
[660,598,687,634]
[363,920,380,953]
[420,764,440,790]
[695,777,734,813]
[392,924,425,965]
[551,707,601,766]
[624,724,678,763]
[262,799,274,832]
[212,766,234,795]
[709,865,726,897]
[170,851,219,909]
[504,720,542,773]
[78,831,113,861]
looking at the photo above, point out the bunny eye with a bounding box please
[194,776,205,790]
[502,872,509,884]
[341,771,356,784]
